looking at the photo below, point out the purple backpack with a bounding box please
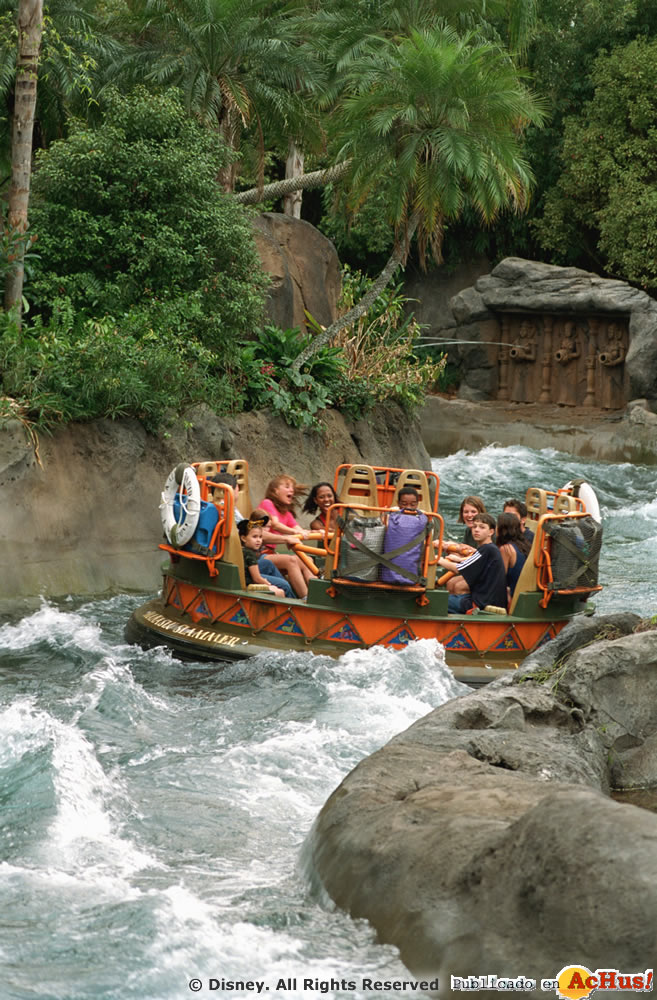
[380,511,429,584]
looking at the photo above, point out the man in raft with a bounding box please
[437,513,507,614]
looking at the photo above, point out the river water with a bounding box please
[1,446,655,1000]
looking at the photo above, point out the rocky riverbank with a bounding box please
[420,394,657,463]
[0,402,430,603]
[303,615,657,983]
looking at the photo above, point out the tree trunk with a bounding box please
[234,160,351,206]
[292,215,420,371]
[283,141,304,218]
[4,0,43,321]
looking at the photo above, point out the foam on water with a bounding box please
[0,448,655,998]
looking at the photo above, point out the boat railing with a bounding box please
[323,502,444,603]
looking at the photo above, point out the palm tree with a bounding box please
[119,0,325,190]
[4,0,43,317]
[235,0,539,208]
[288,24,544,367]
[0,0,124,163]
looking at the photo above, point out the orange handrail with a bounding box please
[533,511,602,608]
[325,502,444,584]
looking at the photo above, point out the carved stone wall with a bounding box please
[498,313,629,409]
[447,259,657,408]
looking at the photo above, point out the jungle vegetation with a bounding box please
[1,0,655,431]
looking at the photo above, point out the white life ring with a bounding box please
[160,464,201,547]
[563,479,602,524]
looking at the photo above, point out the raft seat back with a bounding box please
[525,488,548,523]
[223,459,252,517]
[337,465,379,511]
[392,470,433,512]
[195,459,252,517]
[508,518,545,614]
[553,494,577,515]
[196,461,219,495]
[221,518,247,588]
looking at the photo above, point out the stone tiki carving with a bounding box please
[553,321,581,406]
[508,318,539,403]
[494,311,628,409]
[598,321,627,409]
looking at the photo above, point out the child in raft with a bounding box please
[396,487,420,510]
[437,512,507,614]
[302,482,338,531]
[257,475,315,598]
[458,495,488,547]
[238,514,294,598]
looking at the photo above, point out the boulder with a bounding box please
[253,213,341,333]
[305,619,657,979]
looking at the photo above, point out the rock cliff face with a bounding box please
[305,615,657,981]
[0,403,430,602]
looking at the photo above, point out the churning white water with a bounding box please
[0,446,654,1000]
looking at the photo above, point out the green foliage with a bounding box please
[236,325,343,430]
[28,87,267,347]
[329,24,543,269]
[0,300,238,432]
[328,267,446,418]
[319,181,395,271]
[533,37,657,287]
[0,0,124,171]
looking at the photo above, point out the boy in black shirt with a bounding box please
[437,513,507,613]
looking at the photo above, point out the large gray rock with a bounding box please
[305,622,657,980]
[252,213,341,332]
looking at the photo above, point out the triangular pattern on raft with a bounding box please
[276,615,303,635]
[330,622,362,642]
[444,629,476,650]
[229,607,251,626]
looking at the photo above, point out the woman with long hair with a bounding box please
[496,511,531,600]
[303,482,338,532]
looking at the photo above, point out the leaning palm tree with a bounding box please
[290,24,544,368]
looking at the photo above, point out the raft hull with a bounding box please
[125,569,591,686]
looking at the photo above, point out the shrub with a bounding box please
[27,87,267,347]
[0,302,238,431]
[327,267,446,418]
[236,325,344,429]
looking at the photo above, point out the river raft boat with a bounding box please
[125,461,603,686]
